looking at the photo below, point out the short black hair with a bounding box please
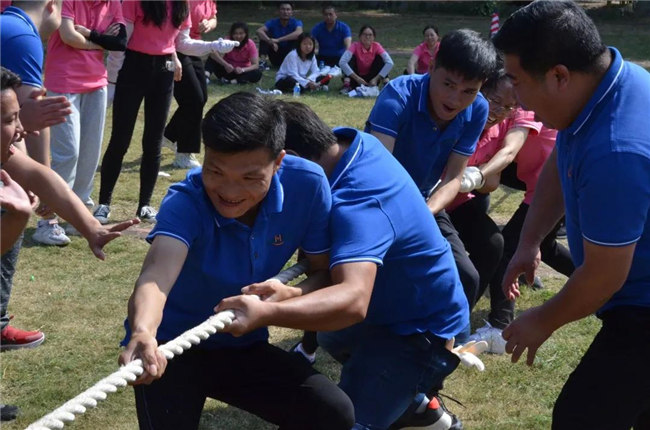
[1,67,22,92]
[322,2,335,13]
[201,92,285,158]
[359,25,376,38]
[481,53,507,94]
[435,29,497,82]
[296,32,316,60]
[277,101,336,161]
[493,1,607,77]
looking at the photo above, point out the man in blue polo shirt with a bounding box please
[494,2,650,429]
[311,3,351,67]
[256,2,303,69]
[218,102,470,430]
[365,29,496,341]
[118,93,354,430]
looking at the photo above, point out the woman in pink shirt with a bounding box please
[96,0,235,224]
[406,25,440,75]
[163,0,217,170]
[43,0,127,240]
[205,22,262,85]
[338,25,393,94]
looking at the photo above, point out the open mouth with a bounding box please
[218,195,245,207]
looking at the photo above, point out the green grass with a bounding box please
[1,3,648,429]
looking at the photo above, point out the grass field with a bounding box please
[2,2,649,429]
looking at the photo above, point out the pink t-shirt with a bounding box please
[124,0,191,56]
[189,0,216,40]
[0,0,11,12]
[44,0,125,94]
[223,38,257,68]
[412,41,439,74]
[447,108,545,211]
[348,41,386,76]
[514,115,557,204]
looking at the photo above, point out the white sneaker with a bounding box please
[173,153,201,169]
[93,204,111,225]
[468,322,506,355]
[32,219,71,246]
[138,206,158,223]
[64,223,81,237]
[162,136,177,152]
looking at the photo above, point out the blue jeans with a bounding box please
[1,235,23,330]
[319,324,460,430]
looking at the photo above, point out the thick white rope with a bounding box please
[26,260,309,430]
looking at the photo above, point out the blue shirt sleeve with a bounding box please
[578,152,650,246]
[300,173,332,254]
[365,83,407,138]
[453,94,488,156]
[330,197,395,268]
[342,22,351,38]
[294,19,303,29]
[147,186,201,248]
[3,34,43,87]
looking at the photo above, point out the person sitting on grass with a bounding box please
[406,25,440,75]
[339,25,394,94]
[118,92,354,430]
[205,22,262,85]
[256,1,303,69]
[275,32,327,94]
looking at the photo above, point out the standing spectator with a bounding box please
[204,22,262,84]
[495,2,650,428]
[406,25,440,75]
[44,0,127,237]
[311,2,351,67]
[256,2,302,69]
[163,0,217,170]
[96,0,235,224]
[275,33,324,93]
[339,25,393,94]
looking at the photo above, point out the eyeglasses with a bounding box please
[485,96,517,113]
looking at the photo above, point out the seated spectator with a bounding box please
[311,2,351,67]
[339,25,393,94]
[275,33,326,93]
[256,1,302,69]
[406,25,440,74]
[205,22,262,84]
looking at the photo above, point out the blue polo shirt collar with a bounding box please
[566,47,624,137]
[329,127,362,190]
[3,6,38,36]
[209,171,285,228]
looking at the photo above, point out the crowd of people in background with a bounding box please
[2,1,650,430]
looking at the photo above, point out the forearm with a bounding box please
[406,55,417,74]
[427,178,461,214]
[89,25,127,51]
[128,282,168,337]
[276,28,302,43]
[24,130,50,167]
[480,128,528,178]
[378,52,394,77]
[257,28,272,43]
[175,29,214,57]
[339,50,354,76]
[61,30,101,50]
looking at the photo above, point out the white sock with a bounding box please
[415,395,430,414]
[295,342,316,361]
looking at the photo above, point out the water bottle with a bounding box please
[293,82,301,97]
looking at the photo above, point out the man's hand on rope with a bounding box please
[215,294,271,337]
[241,279,301,302]
[119,332,168,385]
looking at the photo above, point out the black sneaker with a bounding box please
[518,274,544,290]
[390,396,463,430]
[1,404,19,421]
[556,222,567,238]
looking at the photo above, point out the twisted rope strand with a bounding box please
[26,260,309,430]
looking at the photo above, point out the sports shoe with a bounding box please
[32,218,71,246]
[64,222,81,237]
[173,153,201,169]
[93,204,111,225]
[1,322,45,351]
[391,395,462,430]
[259,59,271,71]
[162,136,177,152]
[468,322,506,355]
[518,274,544,290]
[340,82,351,95]
[0,404,19,421]
[138,206,158,223]
[290,341,316,365]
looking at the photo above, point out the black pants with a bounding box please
[164,53,207,154]
[100,49,174,211]
[346,54,385,90]
[134,342,354,430]
[552,306,650,430]
[435,210,480,310]
[259,40,293,68]
[316,54,341,67]
[449,193,504,313]
[204,58,263,84]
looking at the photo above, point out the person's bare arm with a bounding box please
[406,53,419,75]
[478,127,528,193]
[276,26,303,43]
[0,170,32,254]
[370,130,396,153]
[427,152,468,214]
[58,18,101,50]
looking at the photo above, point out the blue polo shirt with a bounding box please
[0,6,43,87]
[329,128,469,339]
[311,20,351,58]
[265,17,303,51]
[122,156,332,349]
[557,47,650,313]
[365,73,488,196]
